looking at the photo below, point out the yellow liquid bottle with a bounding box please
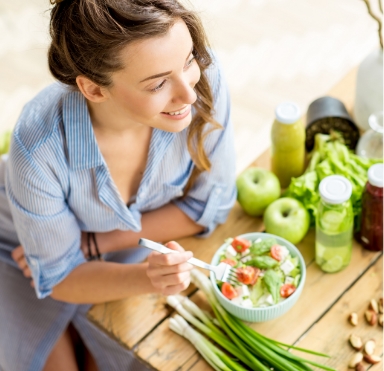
[271,102,305,188]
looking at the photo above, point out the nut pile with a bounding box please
[347,298,382,370]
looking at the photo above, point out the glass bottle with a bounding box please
[271,102,305,188]
[316,175,353,273]
[356,111,383,159]
[359,164,383,251]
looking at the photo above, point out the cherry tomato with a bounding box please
[280,284,296,298]
[231,237,251,253]
[271,244,285,261]
[220,258,237,267]
[221,282,238,300]
[236,266,260,285]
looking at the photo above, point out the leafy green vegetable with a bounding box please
[263,269,281,304]
[245,256,279,269]
[284,132,383,230]
[250,278,264,305]
[289,267,300,278]
[293,274,301,287]
[250,237,277,255]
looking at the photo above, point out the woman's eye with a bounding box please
[150,80,166,92]
[186,56,195,68]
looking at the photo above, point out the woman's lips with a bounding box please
[161,105,191,120]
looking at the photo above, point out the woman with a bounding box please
[0,0,236,370]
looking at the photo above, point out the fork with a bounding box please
[138,238,239,285]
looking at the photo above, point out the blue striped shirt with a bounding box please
[0,57,237,299]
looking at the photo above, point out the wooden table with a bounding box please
[88,68,383,371]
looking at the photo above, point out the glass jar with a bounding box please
[356,111,383,159]
[271,102,305,188]
[359,164,383,251]
[316,175,353,273]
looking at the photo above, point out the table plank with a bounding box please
[87,293,170,349]
[178,354,213,371]
[293,256,383,371]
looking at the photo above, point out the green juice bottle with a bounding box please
[271,102,305,188]
[316,175,353,273]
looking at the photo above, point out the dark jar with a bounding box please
[360,164,383,251]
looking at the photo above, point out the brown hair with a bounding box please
[48,0,221,195]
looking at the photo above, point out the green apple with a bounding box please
[236,167,281,216]
[0,130,11,155]
[264,197,310,244]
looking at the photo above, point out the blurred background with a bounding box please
[0,0,379,173]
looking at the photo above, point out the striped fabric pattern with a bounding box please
[0,55,237,300]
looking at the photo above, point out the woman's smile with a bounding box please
[161,105,191,120]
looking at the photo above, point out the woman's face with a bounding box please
[105,19,201,133]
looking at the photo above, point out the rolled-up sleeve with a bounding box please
[173,56,237,236]
[5,134,85,299]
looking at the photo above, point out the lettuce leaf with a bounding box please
[250,237,277,256]
[285,133,383,231]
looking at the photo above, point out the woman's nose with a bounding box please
[172,77,197,105]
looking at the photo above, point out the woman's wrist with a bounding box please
[94,229,138,254]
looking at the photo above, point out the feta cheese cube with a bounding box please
[236,285,250,298]
[265,294,275,305]
[257,294,271,306]
[284,276,294,285]
[241,285,250,298]
[241,299,253,308]
[225,245,238,258]
[279,245,290,261]
[231,297,243,306]
[241,255,253,263]
[280,259,295,275]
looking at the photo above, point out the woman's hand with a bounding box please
[146,241,194,296]
[11,245,34,287]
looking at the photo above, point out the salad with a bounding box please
[217,236,301,308]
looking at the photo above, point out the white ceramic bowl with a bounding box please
[210,232,306,322]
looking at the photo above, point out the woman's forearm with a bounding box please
[51,261,158,304]
[98,203,204,252]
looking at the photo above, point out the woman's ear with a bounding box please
[76,76,109,102]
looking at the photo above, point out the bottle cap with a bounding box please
[319,175,352,204]
[368,163,383,188]
[275,102,301,124]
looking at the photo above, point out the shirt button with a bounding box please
[30,259,37,266]
[215,188,222,195]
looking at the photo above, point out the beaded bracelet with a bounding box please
[87,232,102,261]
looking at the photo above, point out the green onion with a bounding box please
[169,315,248,371]
[167,295,256,369]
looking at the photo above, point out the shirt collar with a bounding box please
[62,89,177,172]
[62,90,104,170]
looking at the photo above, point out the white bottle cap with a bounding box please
[275,102,301,124]
[319,175,352,204]
[368,163,383,188]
